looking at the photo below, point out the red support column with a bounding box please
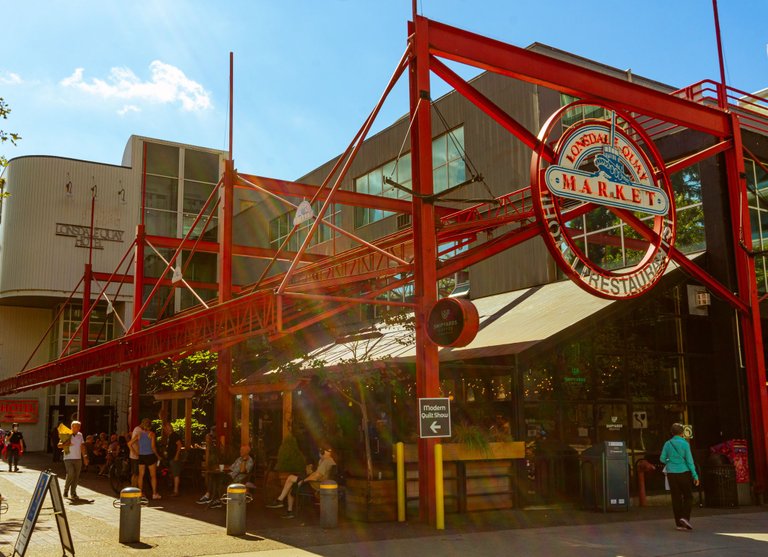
[129,223,146,430]
[79,262,91,424]
[726,114,768,499]
[410,15,440,525]
[216,158,235,450]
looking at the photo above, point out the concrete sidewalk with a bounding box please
[0,452,765,556]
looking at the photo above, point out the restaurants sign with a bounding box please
[0,399,39,423]
[532,103,676,299]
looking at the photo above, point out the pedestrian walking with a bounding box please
[6,423,26,472]
[58,420,84,499]
[661,423,700,531]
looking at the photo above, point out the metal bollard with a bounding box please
[114,487,143,544]
[319,480,338,529]
[223,483,250,536]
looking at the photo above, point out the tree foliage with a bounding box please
[142,350,218,438]
[273,310,415,480]
[0,97,21,195]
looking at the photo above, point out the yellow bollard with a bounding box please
[396,442,405,522]
[435,443,444,530]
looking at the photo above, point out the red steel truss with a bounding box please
[1,15,767,524]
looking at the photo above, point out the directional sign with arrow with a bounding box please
[419,397,452,439]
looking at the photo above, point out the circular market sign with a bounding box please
[427,298,479,347]
[531,102,676,299]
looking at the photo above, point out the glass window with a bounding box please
[51,302,116,357]
[146,143,179,177]
[490,375,512,401]
[559,94,608,129]
[268,202,340,251]
[145,209,177,237]
[146,175,178,211]
[183,251,217,283]
[184,149,219,182]
[183,180,216,215]
[142,285,173,321]
[353,128,465,227]
[432,134,448,167]
[144,248,175,279]
[746,158,768,292]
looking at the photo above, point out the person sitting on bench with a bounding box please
[266,446,336,519]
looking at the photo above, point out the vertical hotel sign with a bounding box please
[0,399,39,423]
[531,102,676,299]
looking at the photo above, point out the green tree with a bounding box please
[1,97,21,195]
[275,310,415,481]
[143,350,218,442]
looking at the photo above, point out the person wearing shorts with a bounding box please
[129,418,162,500]
[163,422,183,497]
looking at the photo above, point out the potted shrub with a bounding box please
[275,434,307,476]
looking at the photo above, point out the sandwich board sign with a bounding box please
[419,397,451,438]
[14,471,74,557]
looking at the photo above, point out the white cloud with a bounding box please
[117,105,141,116]
[60,61,212,112]
[0,71,23,85]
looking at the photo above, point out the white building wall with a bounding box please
[0,156,137,300]
[0,306,55,451]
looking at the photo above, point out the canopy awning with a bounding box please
[237,253,704,388]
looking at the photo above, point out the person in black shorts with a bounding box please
[128,418,162,500]
[163,422,183,497]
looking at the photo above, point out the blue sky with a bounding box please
[2,1,767,180]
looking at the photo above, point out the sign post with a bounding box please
[13,471,74,557]
[419,398,452,439]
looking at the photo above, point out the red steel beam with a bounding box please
[724,113,768,497]
[145,234,325,263]
[238,173,456,218]
[422,17,730,137]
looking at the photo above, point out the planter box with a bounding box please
[401,442,525,462]
[345,478,397,522]
[400,443,525,512]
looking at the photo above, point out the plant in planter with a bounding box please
[275,433,307,475]
[451,423,492,456]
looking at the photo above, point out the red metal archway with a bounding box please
[1,15,767,526]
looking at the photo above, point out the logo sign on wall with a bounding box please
[426,297,479,347]
[531,102,676,299]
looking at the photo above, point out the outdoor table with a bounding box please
[205,468,232,507]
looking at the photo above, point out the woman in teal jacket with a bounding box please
[660,423,700,530]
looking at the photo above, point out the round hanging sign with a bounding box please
[530,101,676,299]
[427,297,479,347]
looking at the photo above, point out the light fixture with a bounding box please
[118,186,126,204]
[91,182,98,198]
[65,173,73,197]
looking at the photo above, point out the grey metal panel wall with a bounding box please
[0,157,134,303]
[296,71,556,298]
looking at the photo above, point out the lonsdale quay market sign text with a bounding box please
[532,103,676,299]
[56,223,125,250]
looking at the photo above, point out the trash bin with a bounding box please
[703,454,737,507]
[580,441,629,512]
[710,439,750,505]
